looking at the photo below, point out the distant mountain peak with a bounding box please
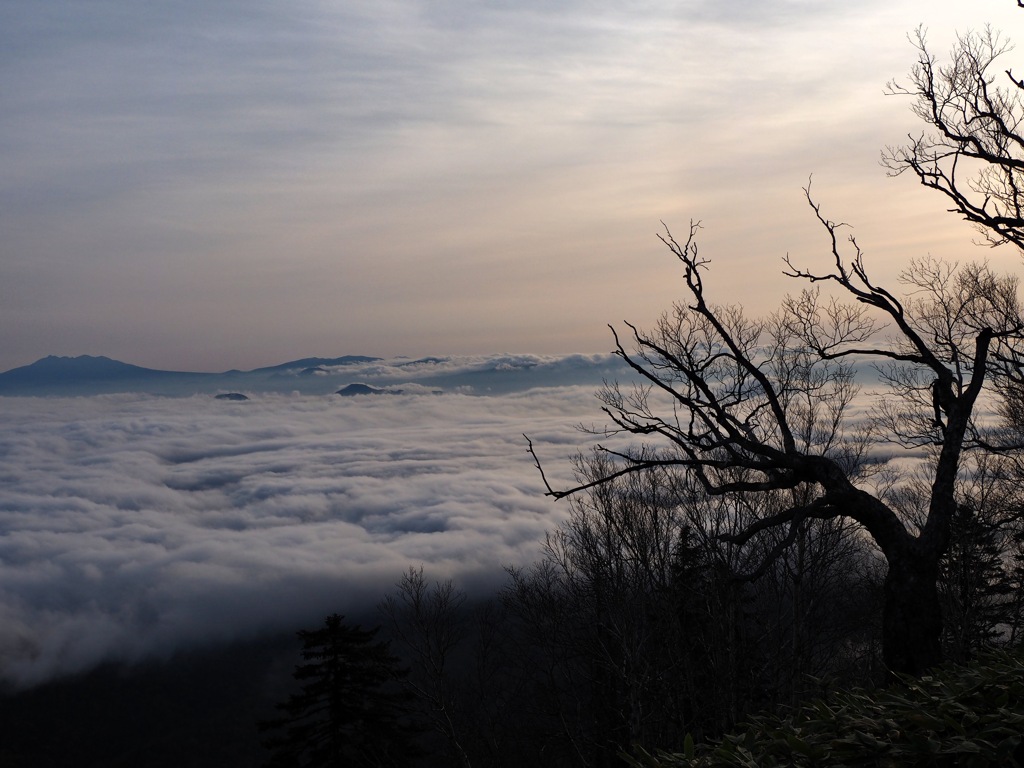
[38,354,117,364]
[252,355,380,374]
[11,354,152,375]
[0,355,198,395]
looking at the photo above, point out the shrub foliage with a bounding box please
[625,650,1024,768]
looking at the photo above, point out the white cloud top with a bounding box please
[0,384,604,687]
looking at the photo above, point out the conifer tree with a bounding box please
[260,614,419,768]
[939,504,1014,661]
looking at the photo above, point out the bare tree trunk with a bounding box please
[882,555,943,676]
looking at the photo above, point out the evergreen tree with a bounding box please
[939,504,1014,661]
[260,614,419,768]
[1006,526,1024,646]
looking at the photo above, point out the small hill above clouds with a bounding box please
[336,383,399,396]
[0,353,631,397]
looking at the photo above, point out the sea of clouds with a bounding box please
[0,347,947,690]
[0,382,610,689]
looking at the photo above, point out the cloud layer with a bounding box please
[0,383,604,688]
[0,344,970,690]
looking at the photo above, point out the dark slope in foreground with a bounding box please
[0,635,295,768]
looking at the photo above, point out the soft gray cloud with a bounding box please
[0,380,608,688]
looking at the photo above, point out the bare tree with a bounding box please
[883,25,1024,250]
[530,8,1024,677]
[507,446,879,762]
[887,451,1021,662]
[379,568,474,768]
[503,456,753,761]
[529,191,1024,676]
[502,457,684,766]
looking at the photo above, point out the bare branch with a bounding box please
[528,17,1024,675]
[883,27,1024,251]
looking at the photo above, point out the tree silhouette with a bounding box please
[378,567,477,768]
[260,614,419,768]
[939,502,1014,660]
[529,9,1024,678]
[532,201,1024,676]
[883,24,1024,251]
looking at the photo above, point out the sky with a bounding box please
[3,0,1024,373]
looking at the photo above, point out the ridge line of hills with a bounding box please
[0,354,381,396]
[0,353,627,397]
[1,353,381,378]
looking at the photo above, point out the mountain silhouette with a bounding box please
[336,383,402,396]
[0,353,631,397]
[0,355,219,395]
[251,356,379,373]
[0,355,389,396]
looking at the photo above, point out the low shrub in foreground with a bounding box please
[626,649,1024,767]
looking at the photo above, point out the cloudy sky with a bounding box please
[3,0,1022,373]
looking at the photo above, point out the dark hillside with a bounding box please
[0,635,296,768]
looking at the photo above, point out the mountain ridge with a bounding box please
[0,352,626,397]
[1,354,382,378]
